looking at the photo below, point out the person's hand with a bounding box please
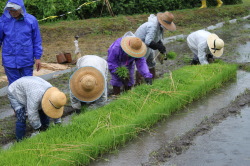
[36,125,48,132]
[164,53,168,60]
[121,77,130,85]
[145,78,152,85]
[157,40,166,54]
[35,59,41,71]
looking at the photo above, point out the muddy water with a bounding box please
[164,106,250,166]
[236,41,250,63]
[89,70,250,166]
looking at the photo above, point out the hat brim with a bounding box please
[70,66,105,102]
[207,34,224,57]
[157,13,176,31]
[121,37,147,58]
[42,87,64,119]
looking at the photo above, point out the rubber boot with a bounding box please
[113,86,121,95]
[216,0,223,7]
[124,86,132,91]
[200,0,207,8]
[135,71,143,86]
[16,121,26,141]
[149,67,156,79]
[15,108,26,141]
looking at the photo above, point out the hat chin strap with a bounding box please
[211,39,220,53]
[49,99,60,109]
[163,20,172,24]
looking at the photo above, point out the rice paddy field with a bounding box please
[0,63,237,165]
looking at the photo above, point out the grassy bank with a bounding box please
[0,63,237,165]
[38,0,250,61]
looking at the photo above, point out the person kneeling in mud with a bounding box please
[187,30,224,65]
[107,31,153,95]
[8,76,67,141]
[69,55,108,113]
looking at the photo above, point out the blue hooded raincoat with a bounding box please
[0,0,43,69]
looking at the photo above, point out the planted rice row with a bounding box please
[0,63,237,165]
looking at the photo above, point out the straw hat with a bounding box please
[157,11,176,31]
[70,66,105,102]
[121,37,147,58]
[42,87,67,119]
[207,34,224,57]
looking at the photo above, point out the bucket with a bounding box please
[56,53,67,64]
[64,53,72,63]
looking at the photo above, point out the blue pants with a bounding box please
[15,108,50,141]
[4,66,33,85]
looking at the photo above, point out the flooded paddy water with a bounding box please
[0,16,249,165]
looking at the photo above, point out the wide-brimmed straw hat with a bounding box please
[42,87,67,119]
[207,34,224,57]
[157,11,176,31]
[70,66,105,102]
[121,37,147,58]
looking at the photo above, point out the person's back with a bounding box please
[70,55,109,112]
[8,76,66,141]
[187,30,211,50]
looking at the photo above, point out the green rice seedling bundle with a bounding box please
[166,51,177,60]
[115,66,129,79]
[0,64,237,165]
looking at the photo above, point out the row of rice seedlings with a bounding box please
[0,64,237,165]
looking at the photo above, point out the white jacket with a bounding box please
[70,55,108,109]
[135,15,163,59]
[8,76,52,129]
[187,30,211,65]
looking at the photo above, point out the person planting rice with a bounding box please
[135,11,176,80]
[7,76,67,141]
[69,55,108,113]
[107,31,153,95]
[187,30,224,65]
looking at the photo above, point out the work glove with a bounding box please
[121,77,130,85]
[157,40,166,54]
[148,41,166,54]
[145,78,152,85]
[36,125,48,132]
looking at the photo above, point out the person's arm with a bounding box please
[135,57,153,79]
[26,93,42,130]
[197,42,209,65]
[0,18,4,48]
[32,19,43,71]
[107,46,121,74]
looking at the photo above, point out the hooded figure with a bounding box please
[0,0,43,84]
[69,55,108,112]
[187,30,224,65]
[8,76,66,141]
[107,31,153,95]
[134,11,176,83]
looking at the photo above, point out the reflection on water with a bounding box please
[236,41,250,63]
[164,106,250,166]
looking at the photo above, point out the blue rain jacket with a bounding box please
[0,0,43,68]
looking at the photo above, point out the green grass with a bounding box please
[0,63,237,165]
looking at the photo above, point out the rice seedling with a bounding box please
[166,51,177,60]
[115,66,129,79]
[0,64,237,165]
